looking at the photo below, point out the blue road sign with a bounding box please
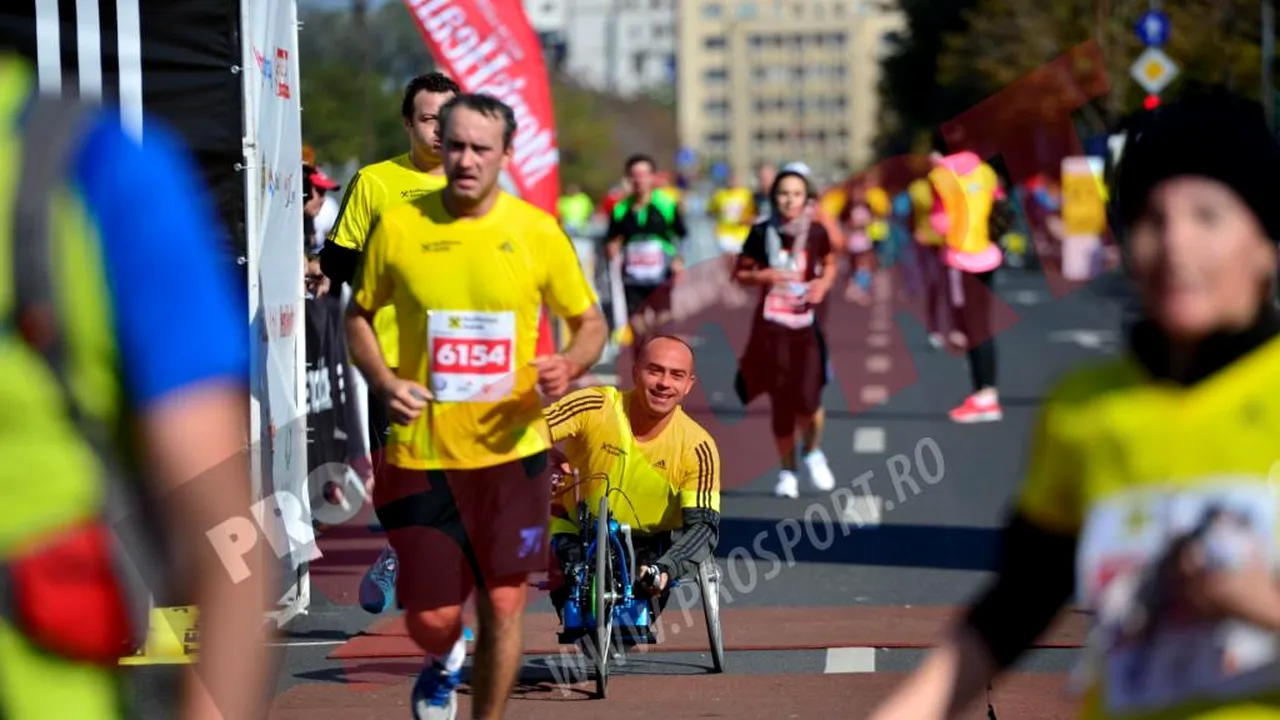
[1135,10,1170,47]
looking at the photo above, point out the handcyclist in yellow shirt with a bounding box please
[543,335,721,616]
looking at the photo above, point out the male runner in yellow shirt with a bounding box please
[320,71,459,448]
[347,93,607,720]
[318,71,458,616]
[543,335,721,618]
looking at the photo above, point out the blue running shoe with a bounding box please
[359,545,397,614]
[411,661,461,720]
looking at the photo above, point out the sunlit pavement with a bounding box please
[132,214,1130,718]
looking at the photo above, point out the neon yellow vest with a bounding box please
[0,54,121,560]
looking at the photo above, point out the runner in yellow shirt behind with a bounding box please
[709,170,756,256]
[347,92,608,720]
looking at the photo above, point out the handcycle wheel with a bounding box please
[697,557,726,673]
[593,495,613,699]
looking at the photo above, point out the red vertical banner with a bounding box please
[404,0,562,354]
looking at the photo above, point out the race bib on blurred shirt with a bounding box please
[427,311,516,403]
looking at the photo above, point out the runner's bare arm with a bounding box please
[141,383,274,720]
[558,306,608,377]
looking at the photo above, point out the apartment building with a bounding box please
[677,0,904,178]
[524,0,678,97]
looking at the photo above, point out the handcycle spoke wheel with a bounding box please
[698,557,726,673]
[593,495,613,699]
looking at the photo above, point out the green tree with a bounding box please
[875,0,985,157]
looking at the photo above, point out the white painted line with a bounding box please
[865,354,891,373]
[824,646,877,673]
[1010,290,1043,306]
[860,385,889,405]
[852,427,885,454]
[867,334,890,348]
[841,495,885,527]
[869,320,892,333]
[268,640,347,648]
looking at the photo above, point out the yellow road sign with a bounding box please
[1129,47,1179,95]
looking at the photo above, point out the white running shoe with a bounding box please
[805,450,836,492]
[773,470,800,498]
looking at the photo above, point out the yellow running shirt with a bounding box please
[709,187,755,247]
[928,158,999,256]
[1017,336,1280,719]
[327,153,446,369]
[353,190,597,470]
[543,386,721,537]
[908,178,942,245]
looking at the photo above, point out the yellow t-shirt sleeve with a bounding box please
[353,214,394,313]
[540,221,598,319]
[679,436,721,514]
[1015,392,1084,535]
[327,171,378,252]
[543,387,606,444]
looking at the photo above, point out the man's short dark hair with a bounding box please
[438,93,518,149]
[400,72,461,119]
[625,154,656,173]
[638,333,695,370]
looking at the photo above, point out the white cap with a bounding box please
[781,161,812,177]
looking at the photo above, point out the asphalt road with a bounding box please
[131,213,1131,719]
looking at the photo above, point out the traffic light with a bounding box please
[1143,94,1161,111]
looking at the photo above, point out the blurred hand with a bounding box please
[531,354,580,399]
[378,378,431,425]
[1177,540,1280,628]
[670,256,685,284]
[638,565,669,596]
[806,281,829,305]
[605,240,621,261]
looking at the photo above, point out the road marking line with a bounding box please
[868,334,890,348]
[824,647,877,673]
[860,385,889,405]
[869,320,892,333]
[841,495,884,527]
[865,354,891,373]
[852,427,885,454]
[268,640,346,648]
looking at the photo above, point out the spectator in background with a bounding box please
[309,164,341,248]
[302,163,339,255]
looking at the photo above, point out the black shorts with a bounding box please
[373,453,553,611]
[623,283,672,318]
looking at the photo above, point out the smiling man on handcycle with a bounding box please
[542,334,721,621]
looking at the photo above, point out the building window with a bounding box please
[705,35,727,50]
[632,51,648,75]
[704,67,729,84]
[755,129,768,143]
[702,2,723,18]
[791,66,806,81]
[833,1,845,16]
[705,99,730,117]
[749,34,763,49]
[738,1,758,19]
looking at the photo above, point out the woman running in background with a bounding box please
[929,151,1006,423]
[733,169,839,498]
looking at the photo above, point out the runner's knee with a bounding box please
[480,576,530,621]
[405,607,465,655]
